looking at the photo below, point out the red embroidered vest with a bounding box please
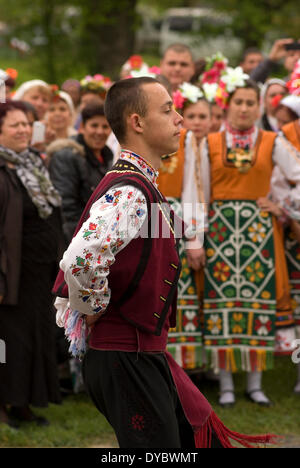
[53,158,184,335]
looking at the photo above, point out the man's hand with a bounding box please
[257,197,283,217]
[269,38,294,62]
[186,247,206,271]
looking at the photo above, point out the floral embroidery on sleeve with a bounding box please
[60,185,147,316]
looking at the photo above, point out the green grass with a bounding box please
[0,394,118,448]
[0,355,299,447]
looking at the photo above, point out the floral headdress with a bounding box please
[80,74,112,98]
[48,85,75,114]
[122,54,161,79]
[50,84,60,101]
[127,66,161,79]
[173,82,204,111]
[286,59,300,96]
[201,52,228,85]
[213,67,250,109]
[0,68,18,82]
[200,52,230,108]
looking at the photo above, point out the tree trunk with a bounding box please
[42,0,56,82]
[80,0,138,79]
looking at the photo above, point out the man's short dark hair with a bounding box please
[162,43,194,60]
[241,47,263,63]
[104,77,159,143]
[82,103,105,124]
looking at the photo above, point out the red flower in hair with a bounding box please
[214,61,226,72]
[271,94,284,108]
[173,90,185,110]
[202,67,220,84]
[148,66,161,74]
[129,55,143,70]
[50,84,60,102]
[5,68,18,80]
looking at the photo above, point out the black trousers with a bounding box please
[82,349,222,448]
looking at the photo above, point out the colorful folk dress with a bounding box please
[275,121,300,340]
[158,129,204,370]
[201,125,300,373]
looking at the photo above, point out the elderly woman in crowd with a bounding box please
[13,79,52,121]
[46,90,77,140]
[0,101,62,427]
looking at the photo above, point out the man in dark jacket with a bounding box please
[48,103,113,243]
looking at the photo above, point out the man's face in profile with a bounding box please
[140,83,183,158]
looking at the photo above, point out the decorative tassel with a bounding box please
[194,411,280,448]
[64,308,88,360]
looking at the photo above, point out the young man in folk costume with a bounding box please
[53,77,276,448]
[199,67,300,408]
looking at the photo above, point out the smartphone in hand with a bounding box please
[285,42,300,50]
[31,121,46,145]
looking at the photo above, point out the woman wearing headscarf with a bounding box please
[46,89,77,140]
[13,79,52,121]
[259,78,287,131]
[0,101,62,427]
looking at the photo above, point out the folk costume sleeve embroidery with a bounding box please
[198,138,211,207]
[182,131,205,248]
[271,136,300,221]
[59,185,147,317]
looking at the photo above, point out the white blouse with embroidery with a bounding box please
[270,133,300,220]
[199,129,300,220]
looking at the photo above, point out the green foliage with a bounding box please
[203,0,300,47]
[0,0,138,83]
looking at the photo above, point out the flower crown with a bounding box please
[80,74,112,96]
[49,84,60,100]
[201,52,228,85]
[0,68,18,82]
[127,66,161,79]
[286,59,300,96]
[214,67,250,109]
[173,82,204,111]
[124,55,146,72]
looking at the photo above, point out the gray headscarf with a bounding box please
[0,144,61,218]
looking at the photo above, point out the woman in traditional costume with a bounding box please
[269,61,300,394]
[157,82,210,372]
[200,66,300,407]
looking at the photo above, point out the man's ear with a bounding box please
[128,113,143,134]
